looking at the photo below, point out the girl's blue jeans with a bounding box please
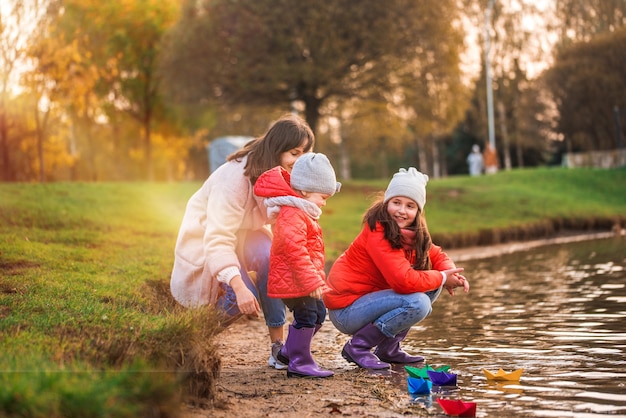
[216,230,286,328]
[328,287,443,338]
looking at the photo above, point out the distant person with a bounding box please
[483,143,498,174]
[323,167,469,370]
[467,144,484,176]
[254,153,341,378]
[170,113,315,371]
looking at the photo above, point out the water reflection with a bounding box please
[402,236,626,417]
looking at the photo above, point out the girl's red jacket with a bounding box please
[323,222,456,310]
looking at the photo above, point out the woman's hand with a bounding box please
[230,276,261,317]
[442,267,469,296]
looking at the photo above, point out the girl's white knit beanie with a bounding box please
[383,167,428,210]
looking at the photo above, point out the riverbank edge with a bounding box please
[445,228,624,262]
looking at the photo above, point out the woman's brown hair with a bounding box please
[228,113,315,184]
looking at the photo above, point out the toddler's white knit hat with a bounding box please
[291,153,341,196]
[383,167,428,210]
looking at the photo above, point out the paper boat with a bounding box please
[436,398,477,417]
[405,364,451,379]
[407,376,432,394]
[482,368,523,381]
[427,370,458,386]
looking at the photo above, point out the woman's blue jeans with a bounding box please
[216,230,286,328]
[328,287,443,338]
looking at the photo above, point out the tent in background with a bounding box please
[207,136,253,173]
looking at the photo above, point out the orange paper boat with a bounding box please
[436,398,477,417]
[482,368,523,381]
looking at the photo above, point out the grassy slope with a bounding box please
[0,167,624,415]
[0,183,220,416]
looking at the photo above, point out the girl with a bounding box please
[254,152,341,378]
[323,167,469,370]
[170,113,315,370]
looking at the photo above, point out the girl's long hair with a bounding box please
[228,113,315,184]
[363,197,432,270]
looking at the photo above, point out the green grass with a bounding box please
[0,167,625,416]
[1,183,221,417]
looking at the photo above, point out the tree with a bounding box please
[395,11,468,177]
[333,100,412,179]
[31,0,180,181]
[100,0,179,180]
[511,74,555,167]
[459,0,553,171]
[545,27,626,152]
[0,0,46,181]
[160,0,463,137]
[552,0,626,44]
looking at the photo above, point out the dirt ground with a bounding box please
[181,230,620,418]
[182,315,424,418]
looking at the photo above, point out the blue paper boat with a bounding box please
[407,376,432,394]
[427,370,458,386]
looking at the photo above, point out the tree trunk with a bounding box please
[515,134,524,168]
[144,117,153,181]
[34,106,49,183]
[37,132,45,182]
[378,136,388,179]
[0,109,12,181]
[431,138,440,179]
[417,138,428,175]
[497,100,512,170]
[440,139,448,177]
[303,96,321,135]
[338,125,351,181]
[69,118,78,181]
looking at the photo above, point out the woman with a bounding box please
[170,113,315,369]
[323,167,469,370]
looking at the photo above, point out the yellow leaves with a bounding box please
[45,133,76,167]
[102,57,120,80]
[26,34,99,119]
[2,0,192,181]
[128,147,143,162]
[72,50,82,64]
[151,131,197,179]
[152,132,194,160]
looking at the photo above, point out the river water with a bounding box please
[402,236,626,417]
